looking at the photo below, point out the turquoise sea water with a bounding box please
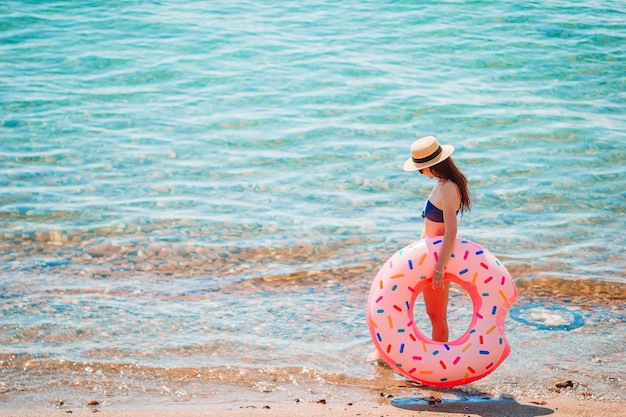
[1,0,625,410]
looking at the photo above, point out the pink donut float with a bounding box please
[367,237,518,387]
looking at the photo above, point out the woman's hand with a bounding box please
[432,268,445,289]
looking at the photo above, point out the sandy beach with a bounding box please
[2,375,624,417]
[1,396,624,417]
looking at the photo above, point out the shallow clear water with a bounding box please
[1,0,625,406]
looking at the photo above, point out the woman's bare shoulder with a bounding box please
[439,179,458,194]
[439,180,461,203]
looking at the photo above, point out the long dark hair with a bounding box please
[430,157,471,213]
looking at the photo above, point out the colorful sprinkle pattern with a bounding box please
[366,238,518,387]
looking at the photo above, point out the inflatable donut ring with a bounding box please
[367,237,518,387]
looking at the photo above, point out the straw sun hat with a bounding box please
[402,135,454,172]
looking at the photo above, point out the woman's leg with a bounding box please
[423,283,450,342]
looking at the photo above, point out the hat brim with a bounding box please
[403,145,454,172]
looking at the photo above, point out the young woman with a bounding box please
[402,135,471,342]
[369,135,471,362]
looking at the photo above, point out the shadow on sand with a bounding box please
[391,396,554,417]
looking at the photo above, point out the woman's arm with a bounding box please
[432,181,460,289]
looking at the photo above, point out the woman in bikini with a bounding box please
[370,135,470,362]
[404,135,471,342]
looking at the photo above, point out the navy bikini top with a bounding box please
[422,200,458,223]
